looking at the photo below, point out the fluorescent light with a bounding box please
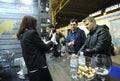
[20,0,33,5]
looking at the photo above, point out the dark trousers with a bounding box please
[28,68,53,81]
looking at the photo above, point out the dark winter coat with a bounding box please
[80,25,111,56]
[20,30,53,71]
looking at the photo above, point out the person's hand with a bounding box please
[84,49,91,53]
[84,49,95,56]
[68,41,74,46]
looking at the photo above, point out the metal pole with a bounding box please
[37,0,41,35]
[49,0,52,24]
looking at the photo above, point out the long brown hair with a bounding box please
[17,15,37,40]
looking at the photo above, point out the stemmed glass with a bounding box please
[91,54,112,81]
[60,44,66,61]
[68,38,75,54]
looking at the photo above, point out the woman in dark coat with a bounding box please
[17,15,53,81]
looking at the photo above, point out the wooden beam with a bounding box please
[52,0,70,25]
[54,0,70,15]
[59,11,88,17]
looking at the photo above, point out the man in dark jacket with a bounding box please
[80,16,112,81]
[80,16,112,57]
[66,19,86,54]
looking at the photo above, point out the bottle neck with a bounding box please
[80,52,84,56]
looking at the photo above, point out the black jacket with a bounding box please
[80,25,111,56]
[20,30,53,71]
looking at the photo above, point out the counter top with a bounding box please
[46,53,120,81]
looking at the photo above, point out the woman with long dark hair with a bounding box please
[17,15,54,81]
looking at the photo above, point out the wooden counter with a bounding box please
[46,54,120,81]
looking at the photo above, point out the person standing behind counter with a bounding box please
[79,16,113,81]
[80,16,112,57]
[17,15,57,81]
[45,24,54,41]
[66,19,86,54]
[45,24,66,58]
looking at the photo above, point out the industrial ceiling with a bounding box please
[51,0,120,28]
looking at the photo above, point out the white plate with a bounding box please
[95,67,109,75]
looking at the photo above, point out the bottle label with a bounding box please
[70,54,78,67]
[79,56,86,66]
[70,59,78,67]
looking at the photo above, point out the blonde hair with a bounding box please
[83,16,96,23]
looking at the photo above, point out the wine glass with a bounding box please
[60,44,66,61]
[69,38,75,53]
[91,54,112,81]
